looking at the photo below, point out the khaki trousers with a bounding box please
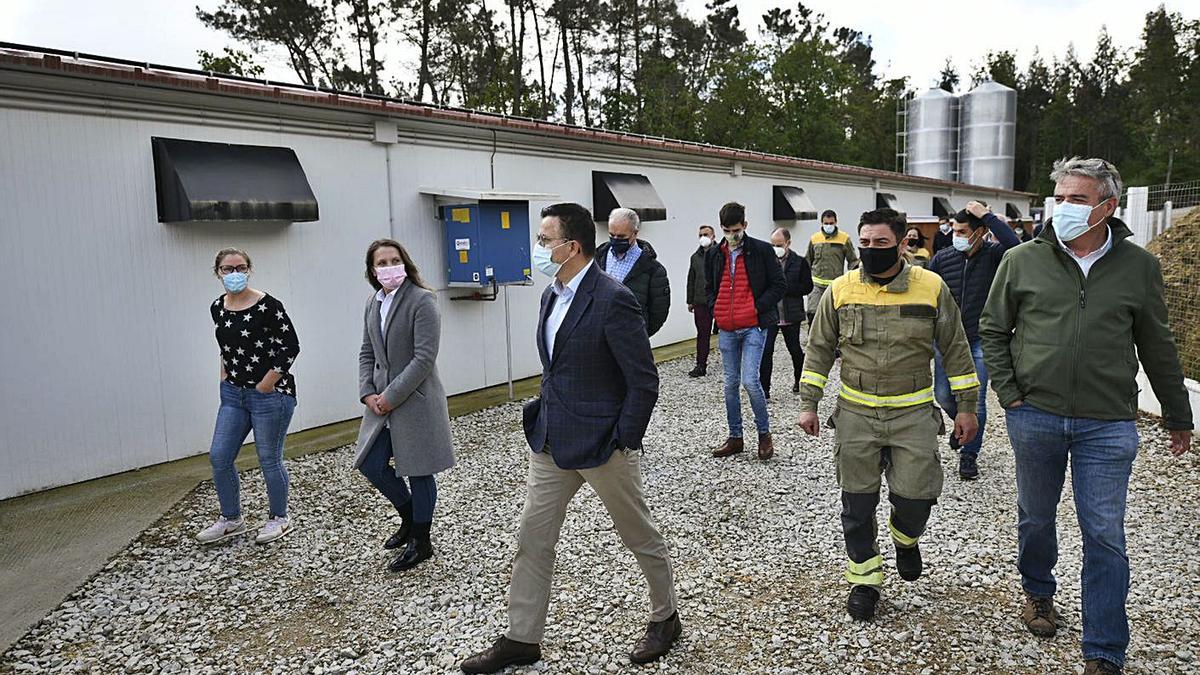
[506,449,677,643]
[833,403,945,501]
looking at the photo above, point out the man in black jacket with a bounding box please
[595,207,671,337]
[759,227,813,398]
[705,202,787,460]
[933,216,954,253]
[686,224,717,377]
[928,200,1022,480]
[1012,218,1033,243]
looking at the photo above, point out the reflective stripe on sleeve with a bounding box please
[800,370,829,388]
[948,373,981,392]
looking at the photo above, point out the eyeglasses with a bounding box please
[218,265,250,275]
[535,235,569,247]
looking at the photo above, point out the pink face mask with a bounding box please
[376,264,407,290]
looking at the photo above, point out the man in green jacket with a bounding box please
[980,156,1193,675]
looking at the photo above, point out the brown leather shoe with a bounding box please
[712,437,744,458]
[1021,593,1058,638]
[757,432,774,460]
[1083,658,1123,674]
[629,611,682,664]
[460,636,541,674]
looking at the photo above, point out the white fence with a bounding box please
[1119,179,1200,245]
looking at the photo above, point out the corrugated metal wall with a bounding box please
[0,87,1026,499]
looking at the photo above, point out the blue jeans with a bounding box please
[209,380,296,519]
[933,338,987,456]
[359,431,438,523]
[718,327,770,437]
[1005,403,1139,667]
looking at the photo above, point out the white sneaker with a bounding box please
[195,516,246,544]
[255,516,293,544]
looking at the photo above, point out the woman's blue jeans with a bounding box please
[359,430,438,523]
[209,381,296,519]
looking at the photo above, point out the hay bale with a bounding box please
[1146,209,1200,381]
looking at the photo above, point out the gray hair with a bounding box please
[608,207,640,231]
[1049,156,1124,201]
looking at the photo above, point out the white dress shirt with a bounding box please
[544,261,593,359]
[374,286,401,427]
[376,285,401,336]
[1059,225,1113,278]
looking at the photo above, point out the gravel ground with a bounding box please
[4,344,1200,674]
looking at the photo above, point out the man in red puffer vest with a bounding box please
[704,202,787,460]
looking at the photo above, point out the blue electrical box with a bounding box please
[440,201,532,286]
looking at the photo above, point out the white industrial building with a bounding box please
[0,44,1035,499]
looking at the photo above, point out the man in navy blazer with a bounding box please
[462,203,681,674]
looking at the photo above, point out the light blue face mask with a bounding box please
[222,271,248,293]
[952,234,973,253]
[532,242,567,278]
[1053,200,1106,242]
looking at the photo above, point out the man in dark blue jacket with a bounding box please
[928,200,1022,480]
[462,203,680,674]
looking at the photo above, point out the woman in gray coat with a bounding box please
[356,238,455,572]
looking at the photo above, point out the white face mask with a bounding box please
[951,235,972,253]
[773,246,787,258]
[699,235,713,248]
[939,223,952,234]
[821,224,837,235]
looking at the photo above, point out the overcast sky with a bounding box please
[0,0,1188,93]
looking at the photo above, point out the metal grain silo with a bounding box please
[905,88,959,181]
[958,80,1016,190]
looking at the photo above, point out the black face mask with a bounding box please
[859,246,900,275]
[609,237,633,255]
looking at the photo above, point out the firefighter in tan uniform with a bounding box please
[805,209,859,327]
[797,208,980,621]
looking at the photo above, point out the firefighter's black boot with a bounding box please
[895,544,923,581]
[847,585,880,621]
[889,493,935,582]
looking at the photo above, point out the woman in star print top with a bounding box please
[211,287,299,396]
[195,247,300,547]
